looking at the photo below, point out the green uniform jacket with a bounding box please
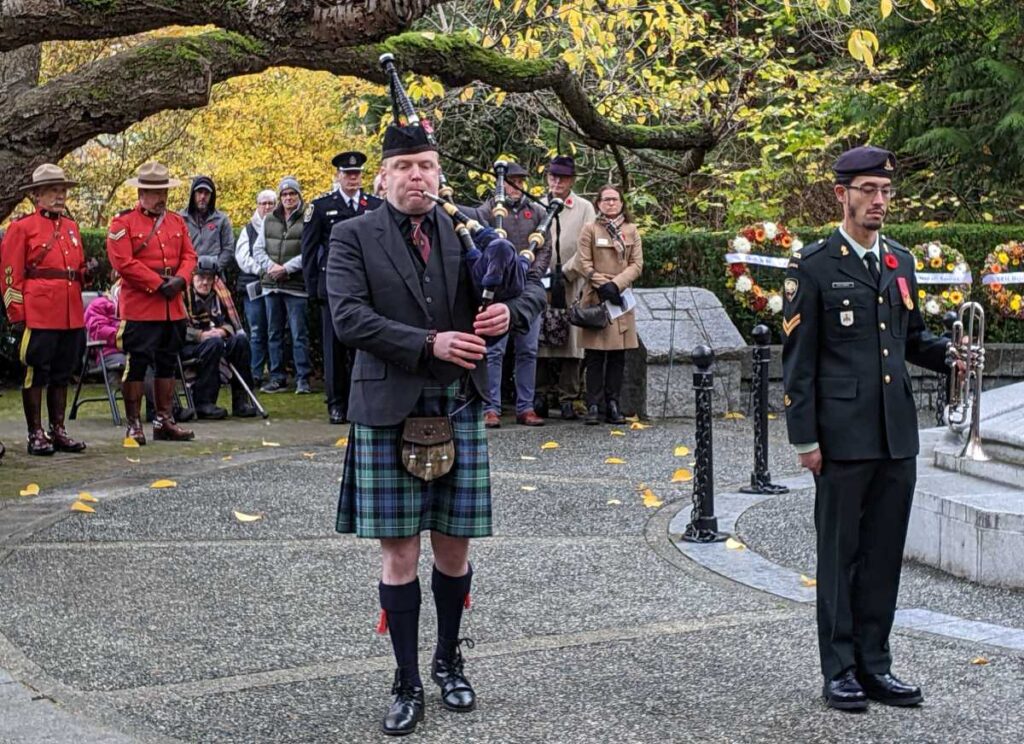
[781,228,949,461]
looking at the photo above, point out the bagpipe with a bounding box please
[378,53,563,306]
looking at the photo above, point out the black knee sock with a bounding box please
[432,564,473,659]
[379,579,422,686]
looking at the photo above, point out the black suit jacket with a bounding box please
[782,229,949,460]
[301,190,383,299]
[326,203,546,426]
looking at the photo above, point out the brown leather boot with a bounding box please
[47,386,86,452]
[22,387,55,456]
[152,378,194,441]
[122,380,147,445]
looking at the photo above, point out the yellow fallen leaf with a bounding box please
[674,446,690,457]
[122,437,140,448]
[302,452,317,459]
[767,413,778,420]
[541,441,559,450]
[221,455,232,461]
[971,656,990,666]
[723,412,746,420]
[609,430,626,436]
[607,499,622,505]
[233,510,263,523]
[70,501,95,513]
[262,439,280,447]
[77,492,98,503]
[334,437,349,447]
[800,574,817,587]
[671,468,693,483]
[726,537,746,550]
[629,422,650,430]
[126,457,141,464]
[19,483,40,497]
[521,486,538,492]
[625,415,640,423]
[519,455,537,461]
[605,457,626,464]
[150,479,177,489]
[641,488,663,508]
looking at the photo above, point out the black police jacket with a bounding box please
[782,229,949,461]
[300,190,383,299]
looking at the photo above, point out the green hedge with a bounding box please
[638,223,1024,343]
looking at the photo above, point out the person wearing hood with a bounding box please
[181,175,234,271]
[234,189,276,386]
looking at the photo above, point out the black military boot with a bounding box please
[23,387,55,456]
[382,669,425,736]
[47,386,86,452]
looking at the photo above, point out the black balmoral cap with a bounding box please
[332,151,368,171]
[381,123,437,159]
[833,145,897,182]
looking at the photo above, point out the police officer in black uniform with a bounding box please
[301,151,383,424]
[782,146,952,712]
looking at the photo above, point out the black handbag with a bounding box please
[568,299,610,329]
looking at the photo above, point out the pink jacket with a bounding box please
[83,294,121,358]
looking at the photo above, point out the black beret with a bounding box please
[382,123,437,159]
[332,151,367,171]
[505,162,529,179]
[833,145,897,182]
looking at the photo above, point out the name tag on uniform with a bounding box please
[326,210,338,216]
[831,281,855,288]
[840,310,854,326]
[596,238,610,246]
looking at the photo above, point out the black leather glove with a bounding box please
[596,281,623,307]
[11,321,25,335]
[159,276,187,298]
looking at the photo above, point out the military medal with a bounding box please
[896,276,914,310]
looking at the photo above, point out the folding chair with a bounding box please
[70,292,124,426]
[176,354,197,412]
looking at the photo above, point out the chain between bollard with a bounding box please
[682,344,727,543]
[740,325,789,496]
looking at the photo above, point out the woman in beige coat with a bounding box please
[577,184,643,425]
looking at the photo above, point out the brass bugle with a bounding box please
[945,301,989,461]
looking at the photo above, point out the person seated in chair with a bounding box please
[183,256,258,419]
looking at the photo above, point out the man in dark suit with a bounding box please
[301,151,383,424]
[327,124,545,735]
[782,146,952,712]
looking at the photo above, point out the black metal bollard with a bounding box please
[683,345,727,543]
[935,310,958,426]
[740,325,789,495]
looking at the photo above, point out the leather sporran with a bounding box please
[539,306,571,348]
[568,301,610,330]
[400,416,455,481]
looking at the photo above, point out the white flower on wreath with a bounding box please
[925,299,941,316]
[732,236,752,254]
[926,243,942,259]
[791,238,804,254]
[763,222,778,240]
[768,293,784,314]
[955,261,968,275]
[735,275,753,293]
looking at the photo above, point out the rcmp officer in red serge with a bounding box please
[327,122,544,734]
[1,164,91,456]
[782,146,952,712]
[106,162,198,445]
[301,150,382,425]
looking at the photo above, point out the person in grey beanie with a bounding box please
[251,176,312,394]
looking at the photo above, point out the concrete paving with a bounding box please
[2,416,1023,743]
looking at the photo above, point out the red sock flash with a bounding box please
[376,609,389,635]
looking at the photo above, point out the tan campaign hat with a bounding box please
[124,161,182,189]
[17,163,78,191]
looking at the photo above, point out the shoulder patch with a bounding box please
[303,203,315,223]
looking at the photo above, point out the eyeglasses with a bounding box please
[280,191,298,198]
[846,185,896,199]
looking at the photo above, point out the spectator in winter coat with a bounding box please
[181,175,234,271]
[234,189,276,385]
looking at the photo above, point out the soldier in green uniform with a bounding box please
[782,146,953,712]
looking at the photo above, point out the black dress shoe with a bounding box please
[605,400,626,425]
[195,403,228,420]
[381,671,425,736]
[431,642,476,712]
[533,396,549,419]
[823,670,868,711]
[857,672,923,706]
[584,404,601,425]
[560,402,578,420]
[328,406,347,425]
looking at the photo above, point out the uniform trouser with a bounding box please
[584,349,625,407]
[321,303,351,411]
[814,457,917,681]
[181,335,253,406]
[485,314,541,415]
[120,320,186,381]
[19,328,84,388]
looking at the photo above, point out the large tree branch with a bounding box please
[0,0,446,50]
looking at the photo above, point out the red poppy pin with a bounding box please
[884,254,898,270]
[207,223,216,230]
[524,210,533,219]
[359,198,367,207]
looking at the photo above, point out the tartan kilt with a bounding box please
[336,382,492,539]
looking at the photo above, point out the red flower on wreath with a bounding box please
[751,295,768,312]
[884,254,899,269]
[729,263,746,278]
